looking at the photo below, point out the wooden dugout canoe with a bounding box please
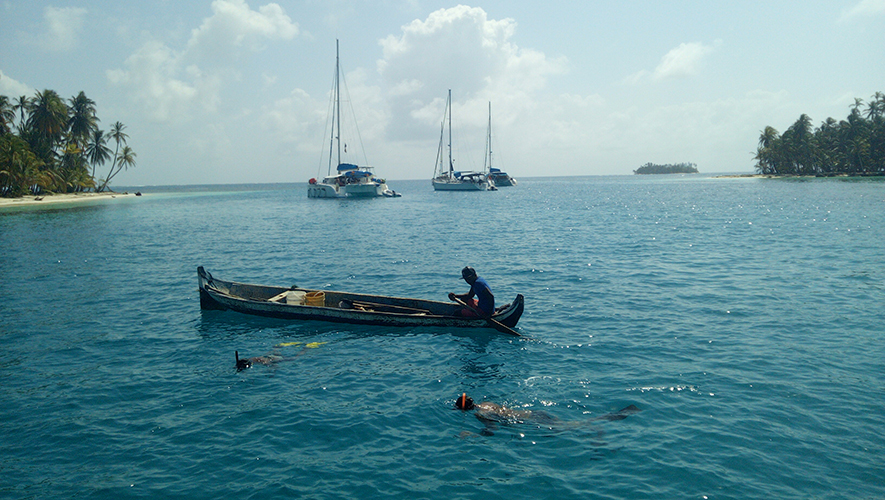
[198,267,524,331]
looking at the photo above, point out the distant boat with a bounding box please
[488,168,516,187]
[308,40,399,199]
[483,102,516,187]
[432,90,494,191]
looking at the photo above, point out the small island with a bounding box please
[634,162,699,175]
[754,92,884,176]
[1,89,137,198]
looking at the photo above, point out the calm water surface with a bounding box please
[1,175,883,499]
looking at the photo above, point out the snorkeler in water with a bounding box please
[455,393,640,434]
[455,393,558,425]
[235,350,285,371]
[235,342,324,371]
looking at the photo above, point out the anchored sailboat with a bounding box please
[308,40,399,198]
[484,102,516,187]
[431,90,493,191]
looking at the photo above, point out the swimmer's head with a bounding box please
[455,393,475,410]
[235,351,252,371]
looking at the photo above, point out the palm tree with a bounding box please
[868,93,885,173]
[754,126,782,174]
[59,142,95,193]
[26,89,69,162]
[815,117,840,173]
[13,95,29,132]
[67,91,98,149]
[99,145,136,192]
[98,121,130,192]
[84,129,112,181]
[784,114,819,174]
[106,121,128,181]
[0,95,15,135]
[865,92,883,120]
[109,121,128,149]
[0,134,44,196]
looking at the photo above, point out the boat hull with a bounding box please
[489,176,516,186]
[432,179,490,191]
[307,183,346,198]
[345,182,390,197]
[197,267,524,330]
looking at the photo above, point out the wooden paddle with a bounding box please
[450,296,521,336]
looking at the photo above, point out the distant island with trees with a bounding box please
[634,162,699,175]
[0,90,136,198]
[754,92,884,176]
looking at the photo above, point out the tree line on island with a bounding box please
[0,90,136,198]
[754,92,884,176]
[634,162,698,175]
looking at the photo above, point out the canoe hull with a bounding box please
[197,267,524,330]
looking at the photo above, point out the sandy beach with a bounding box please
[0,191,139,208]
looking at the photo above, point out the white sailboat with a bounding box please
[308,40,399,199]
[431,90,493,191]
[484,102,517,187]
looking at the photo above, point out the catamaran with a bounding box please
[308,40,399,198]
[483,101,517,187]
[432,90,493,191]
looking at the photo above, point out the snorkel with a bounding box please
[235,351,252,371]
[456,393,475,410]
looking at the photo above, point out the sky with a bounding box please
[1,0,883,186]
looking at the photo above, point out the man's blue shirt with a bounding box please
[469,277,494,315]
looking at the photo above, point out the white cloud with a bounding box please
[0,70,35,97]
[262,88,321,144]
[186,0,298,63]
[106,41,200,122]
[626,41,720,84]
[41,6,87,51]
[652,41,720,81]
[377,5,566,139]
[841,0,885,20]
[389,78,423,97]
[108,0,299,122]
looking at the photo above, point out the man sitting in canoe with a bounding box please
[449,266,494,317]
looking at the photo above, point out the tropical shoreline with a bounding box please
[0,191,138,208]
[715,172,884,179]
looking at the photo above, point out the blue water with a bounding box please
[1,175,883,499]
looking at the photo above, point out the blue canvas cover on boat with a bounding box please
[337,163,359,172]
[344,170,371,178]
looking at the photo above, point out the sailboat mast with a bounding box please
[326,41,340,176]
[335,39,341,169]
[447,89,453,175]
[486,101,492,173]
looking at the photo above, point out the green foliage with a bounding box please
[0,89,136,197]
[0,95,15,135]
[0,134,44,197]
[754,92,885,175]
[634,162,699,175]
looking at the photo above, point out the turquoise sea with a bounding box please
[1,175,883,499]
